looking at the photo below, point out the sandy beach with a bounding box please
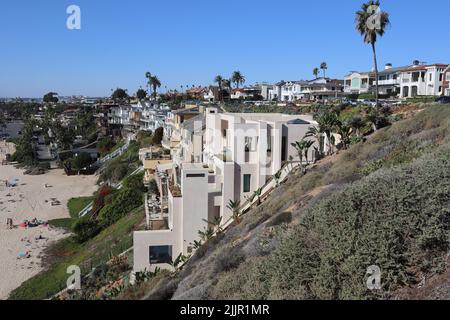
[0,141,98,299]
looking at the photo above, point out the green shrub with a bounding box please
[99,187,143,227]
[222,147,450,300]
[152,127,164,145]
[123,172,146,193]
[97,137,115,155]
[72,218,102,243]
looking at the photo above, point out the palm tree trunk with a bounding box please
[372,42,379,107]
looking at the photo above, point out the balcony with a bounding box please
[144,193,169,230]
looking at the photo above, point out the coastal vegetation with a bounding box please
[9,206,145,300]
[116,103,450,300]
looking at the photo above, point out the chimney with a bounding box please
[385,63,392,70]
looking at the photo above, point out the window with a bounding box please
[149,245,172,265]
[281,136,287,162]
[243,174,251,193]
[245,137,253,152]
[429,74,433,82]
[447,74,450,81]
[267,134,272,152]
[351,78,361,88]
[186,173,205,178]
[440,73,444,81]
[439,86,442,93]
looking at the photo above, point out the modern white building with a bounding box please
[162,106,202,151]
[133,108,319,273]
[172,114,206,165]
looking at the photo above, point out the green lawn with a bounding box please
[9,206,144,300]
[68,196,94,219]
[48,196,94,231]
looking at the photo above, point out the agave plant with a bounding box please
[170,253,190,272]
[253,187,263,206]
[202,216,223,233]
[198,227,214,242]
[190,240,203,250]
[273,170,282,186]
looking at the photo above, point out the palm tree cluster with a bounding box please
[145,72,162,100]
[312,62,328,79]
[214,71,246,102]
[303,105,390,159]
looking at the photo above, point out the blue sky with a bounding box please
[0,0,449,98]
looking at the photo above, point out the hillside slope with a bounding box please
[132,105,450,300]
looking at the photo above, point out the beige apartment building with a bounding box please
[133,108,318,273]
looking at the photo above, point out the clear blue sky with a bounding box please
[0,0,449,98]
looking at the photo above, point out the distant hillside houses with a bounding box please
[268,78,344,102]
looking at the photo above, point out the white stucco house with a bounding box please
[444,66,450,96]
[344,71,375,94]
[268,78,343,102]
[398,63,448,98]
[344,61,449,98]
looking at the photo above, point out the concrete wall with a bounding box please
[181,166,210,253]
[133,190,183,273]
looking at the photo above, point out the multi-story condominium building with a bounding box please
[172,114,206,165]
[162,106,202,150]
[107,102,170,134]
[344,71,375,94]
[133,108,319,273]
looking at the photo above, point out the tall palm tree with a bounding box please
[222,79,232,100]
[313,67,319,79]
[149,76,161,99]
[355,0,390,107]
[145,72,152,94]
[231,71,245,89]
[214,75,224,102]
[320,62,328,78]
